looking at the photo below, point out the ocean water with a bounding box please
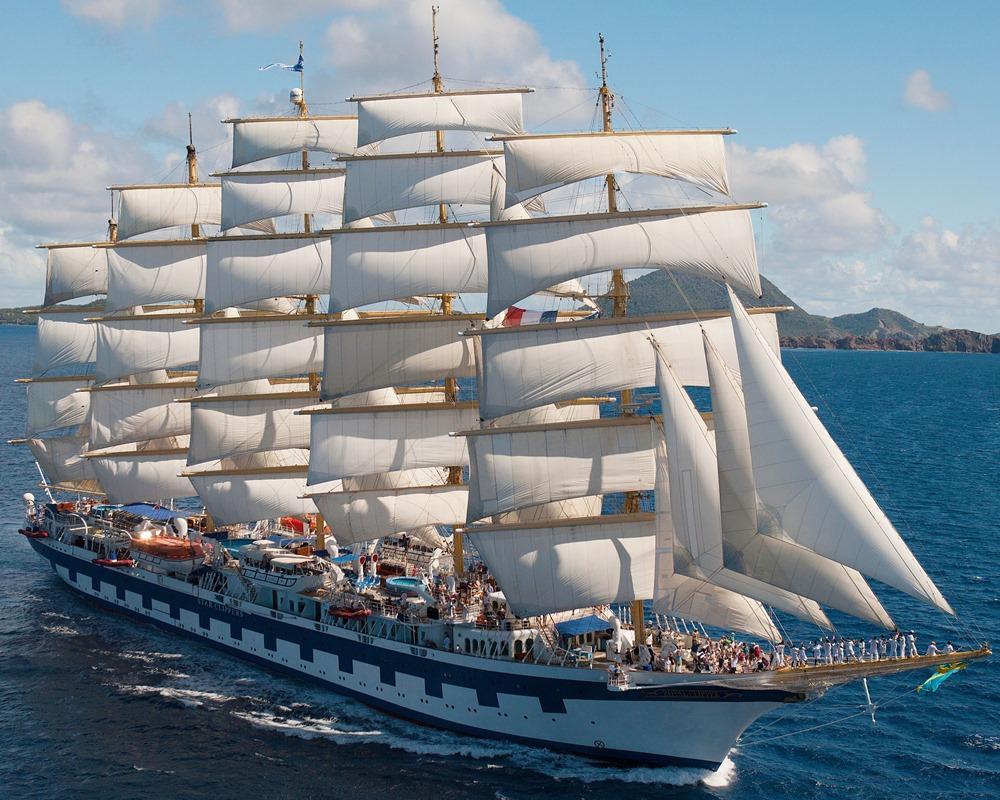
[1,323,997,800]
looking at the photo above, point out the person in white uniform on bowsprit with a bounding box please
[813,641,823,665]
[889,632,899,659]
[868,635,879,661]
[943,641,955,654]
[907,631,918,658]
[925,641,939,656]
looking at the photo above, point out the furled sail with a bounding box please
[311,484,470,546]
[114,184,221,240]
[355,89,528,147]
[87,439,194,503]
[95,313,199,382]
[652,345,831,629]
[321,314,480,399]
[484,205,762,315]
[42,244,108,306]
[306,402,478,484]
[197,314,322,387]
[106,241,206,312]
[205,235,330,313]
[31,309,98,376]
[27,432,102,494]
[499,129,732,206]
[220,168,345,231]
[24,376,93,435]
[228,116,360,168]
[88,378,196,450]
[467,513,656,617]
[341,151,502,224]
[475,310,780,419]
[726,287,953,614]
[703,330,894,627]
[464,416,655,522]
[328,224,487,312]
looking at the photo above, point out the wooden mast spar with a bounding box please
[598,33,646,643]
[429,6,465,577]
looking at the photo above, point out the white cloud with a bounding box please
[903,69,951,112]
[729,134,894,259]
[321,0,590,129]
[61,0,164,28]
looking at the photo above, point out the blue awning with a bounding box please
[120,503,177,522]
[555,614,613,637]
[331,553,357,565]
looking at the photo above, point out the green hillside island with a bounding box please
[0,308,35,325]
[599,271,999,354]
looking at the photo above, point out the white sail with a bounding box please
[229,116,360,168]
[42,244,108,305]
[465,416,655,522]
[476,311,780,419]
[205,235,330,313]
[726,287,953,614]
[186,450,319,526]
[89,379,196,449]
[32,310,97,376]
[88,441,194,503]
[653,350,831,629]
[25,377,93,435]
[311,484,469,546]
[328,224,487,312]
[115,184,221,240]
[198,315,321,387]
[220,169,345,231]
[485,206,760,316]
[703,331,894,628]
[467,514,655,617]
[654,575,781,643]
[321,315,479,399]
[306,403,478,484]
[188,389,316,464]
[106,241,206,312]
[355,89,527,146]
[341,151,502,224]
[496,496,604,524]
[500,130,731,206]
[28,432,101,493]
[95,314,199,382]
[191,470,315,526]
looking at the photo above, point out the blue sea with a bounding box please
[1,323,997,800]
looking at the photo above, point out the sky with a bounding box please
[0,0,997,331]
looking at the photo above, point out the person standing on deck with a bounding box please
[908,631,918,658]
[813,641,823,665]
[869,635,879,661]
[846,639,857,663]
[879,636,888,660]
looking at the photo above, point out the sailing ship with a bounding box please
[12,17,989,770]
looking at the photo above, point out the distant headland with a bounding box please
[603,272,999,354]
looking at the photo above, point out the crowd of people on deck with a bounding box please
[616,628,953,675]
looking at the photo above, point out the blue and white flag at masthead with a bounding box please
[259,54,304,72]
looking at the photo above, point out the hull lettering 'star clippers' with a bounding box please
[12,18,989,770]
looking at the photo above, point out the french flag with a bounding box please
[501,306,559,327]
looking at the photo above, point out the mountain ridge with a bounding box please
[599,271,998,353]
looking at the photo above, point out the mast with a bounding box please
[431,4,464,575]
[599,32,645,642]
[186,113,201,241]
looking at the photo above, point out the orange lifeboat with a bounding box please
[130,535,205,561]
